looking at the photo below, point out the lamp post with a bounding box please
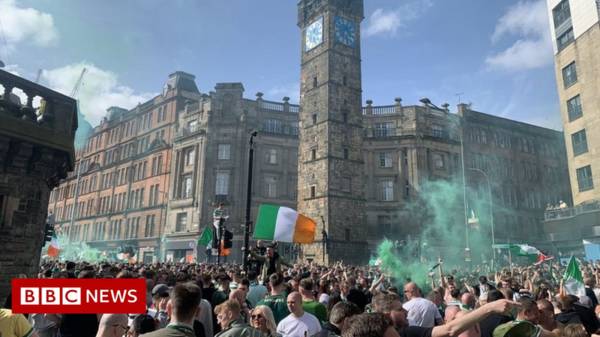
[243,131,258,270]
[467,167,495,269]
[459,122,470,262]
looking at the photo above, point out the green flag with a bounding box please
[563,256,585,296]
[198,226,213,247]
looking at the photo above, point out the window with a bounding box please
[374,122,394,137]
[381,180,394,201]
[342,112,348,123]
[187,120,198,132]
[312,114,317,124]
[433,153,445,169]
[557,27,574,51]
[431,124,445,138]
[184,148,195,166]
[182,175,193,198]
[145,215,155,237]
[265,176,277,198]
[265,149,278,164]
[175,213,187,232]
[552,0,571,28]
[218,144,231,160]
[343,148,349,159]
[310,185,316,198]
[311,148,317,160]
[313,76,318,88]
[567,95,583,121]
[577,165,594,192]
[379,152,392,168]
[264,119,283,133]
[572,129,588,156]
[562,62,577,88]
[216,172,229,196]
[378,215,392,234]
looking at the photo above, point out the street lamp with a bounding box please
[467,167,496,270]
[243,131,258,270]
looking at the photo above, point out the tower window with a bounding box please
[343,148,349,159]
[343,76,347,86]
[310,186,316,198]
[313,76,318,88]
[312,114,317,124]
[311,149,317,160]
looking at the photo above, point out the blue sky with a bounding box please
[0,0,561,130]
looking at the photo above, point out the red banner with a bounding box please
[11,279,147,314]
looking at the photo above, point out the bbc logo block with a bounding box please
[12,279,146,314]
[20,287,81,305]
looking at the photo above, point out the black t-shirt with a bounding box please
[479,313,512,337]
[398,326,433,337]
[59,314,99,337]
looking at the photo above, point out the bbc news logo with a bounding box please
[12,279,146,313]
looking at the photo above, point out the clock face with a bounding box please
[334,16,355,47]
[305,17,323,51]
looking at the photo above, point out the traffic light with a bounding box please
[223,230,233,249]
[44,223,55,243]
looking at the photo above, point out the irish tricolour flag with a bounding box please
[253,204,316,243]
[563,256,586,297]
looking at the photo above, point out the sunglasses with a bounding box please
[251,314,264,320]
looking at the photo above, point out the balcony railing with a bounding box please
[0,69,77,154]
[544,200,600,220]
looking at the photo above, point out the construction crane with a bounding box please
[71,67,87,98]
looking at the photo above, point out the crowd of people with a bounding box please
[2,243,600,337]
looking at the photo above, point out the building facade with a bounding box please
[543,0,600,255]
[0,69,77,303]
[547,0,600,205]
[47,72,199,263]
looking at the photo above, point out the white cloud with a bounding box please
[42,63,157,126]
[364,0,433,38]
[485,0,553,71]
[0,0,58,53]
[267,83,300,103]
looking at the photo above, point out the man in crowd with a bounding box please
[257,273,290,324]
[0,307,39,337]
[95,314,128,337]
[299,278,327,323]
[246,271,267,308]
[229,289,250,323]
[213,300,260,337]
[478,290,511,337]
[141,282,202,337]
[402,282,443,327]
[277,292,321,337]
[318,302,361,337]
[250,244,292,282]
[537,299,562,335]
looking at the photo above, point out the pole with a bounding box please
[468,168,495,270]
[321,216,327,264]
[243,131,257,270]
[459,126,470,259]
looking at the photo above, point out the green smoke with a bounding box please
[42,233,102,263]
[374,177,499,290]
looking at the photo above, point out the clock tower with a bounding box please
[297,0,367,264]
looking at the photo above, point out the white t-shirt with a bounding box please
[277,312,321,337]
[403,297,442,328]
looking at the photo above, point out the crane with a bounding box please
[71,67,87,98]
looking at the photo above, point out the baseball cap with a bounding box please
[151,284,170,297]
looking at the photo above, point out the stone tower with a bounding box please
[297,0,367,264]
